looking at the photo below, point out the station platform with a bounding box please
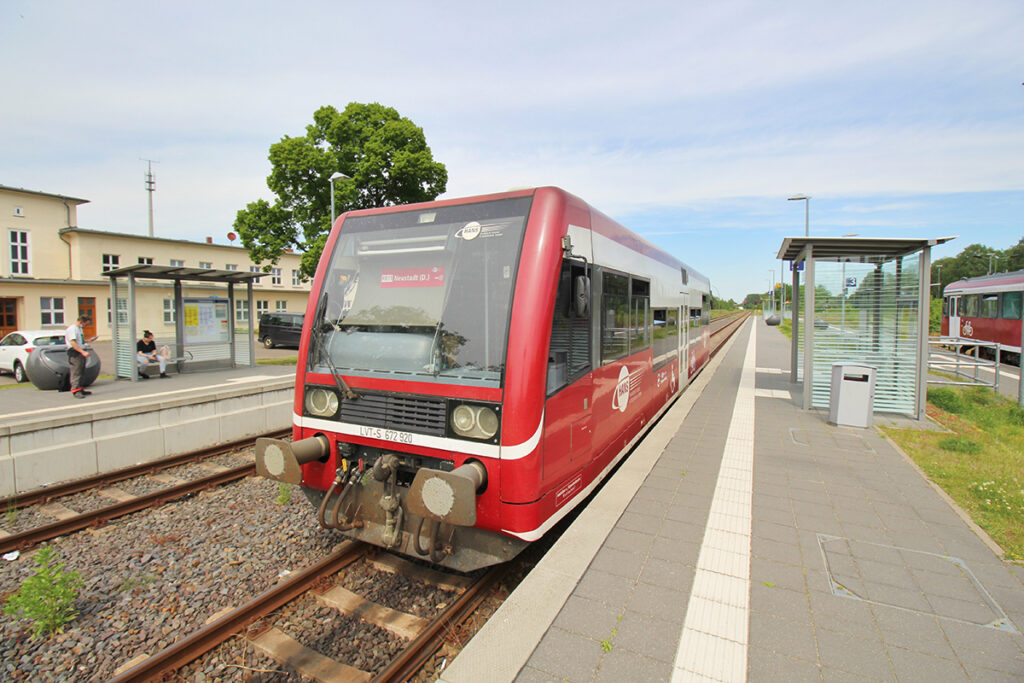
[442,318,1024,682]
[0,362,296,497]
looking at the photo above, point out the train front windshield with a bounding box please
[310,196,532,387]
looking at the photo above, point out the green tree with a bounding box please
[1002,237,1024,272]
[235,102,448,277]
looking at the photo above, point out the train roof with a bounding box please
[338,186,710,290]
[944,269,1024,295]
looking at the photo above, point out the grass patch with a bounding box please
[881,385,1024,561]
[256,357,297,366]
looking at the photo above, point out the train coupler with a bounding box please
[405,461,486,527]
[255,435,329,484]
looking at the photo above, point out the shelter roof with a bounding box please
[777,236,957,262]
[103,263,264,284]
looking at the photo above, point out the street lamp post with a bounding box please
[329,172,350,227]
[788,195,810,236]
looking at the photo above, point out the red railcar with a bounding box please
[255,187,712,570]
[942,270,1024,364]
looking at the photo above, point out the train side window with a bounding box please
[981,294,999,319]
[1002,292,1022,320]
[630,278,650,352]
[963,295,979,317]
[601,271,629,364]
[942,297,949,316]
[547,260,592,394]
[652,309,679,370]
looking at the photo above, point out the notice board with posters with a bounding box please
[182,297,230,344]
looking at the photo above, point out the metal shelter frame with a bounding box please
[777,236,956,420]
[104,264,264,381]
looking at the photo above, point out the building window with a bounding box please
[292,269,302,286]
[163,299,175,324]
[249,266,260,274]
[107,298,128,325]
[199,261,212,269]
[235,299,249,323]
[40,297,65,326]
[276,300,287,312]
[256,300,269,316]
[138,256,153,265]
[102,254,120,273]
[225,264,238,271]
[9,229,30,275]
[271,268,282,285]
[170,259,184,267]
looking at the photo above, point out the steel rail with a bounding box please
[0,462,256,555]
[0,429,289,511]
[372,563,506,682]
[108,542,367,683]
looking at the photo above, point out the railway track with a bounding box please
[109,543,505,682]
[0,430,288,555]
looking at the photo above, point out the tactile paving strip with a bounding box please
[817,534,1018,633]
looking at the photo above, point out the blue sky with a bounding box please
[2,1,1022,301]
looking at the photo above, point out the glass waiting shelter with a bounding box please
[777,236,956,420]
[104,264,264,381]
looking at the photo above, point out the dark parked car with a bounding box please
[259,312,304,349]
[26,344,101,390]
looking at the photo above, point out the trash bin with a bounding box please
[828,363,876,428]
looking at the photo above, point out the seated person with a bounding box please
[137,330,168,379]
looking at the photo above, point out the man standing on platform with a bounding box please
[65,315,92,399]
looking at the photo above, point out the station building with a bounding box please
[1,184,311,341]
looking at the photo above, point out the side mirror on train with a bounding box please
[574,275,590,317]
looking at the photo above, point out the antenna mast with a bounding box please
[141,158,158,237]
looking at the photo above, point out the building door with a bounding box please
[78,298,97,339]
[0,298,17,338]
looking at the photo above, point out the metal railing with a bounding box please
[927,337,1002,391]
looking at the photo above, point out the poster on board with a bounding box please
[183,298,230,344]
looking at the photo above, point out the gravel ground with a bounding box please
[275,595,405,673]
[1,506,55,535]
[44,490,113,515]
[338,560,459,619]
[0,477,338,681]
[110,475,172,498]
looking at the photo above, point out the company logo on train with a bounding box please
[255,187,712,570]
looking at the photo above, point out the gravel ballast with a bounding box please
[1,477,338,681]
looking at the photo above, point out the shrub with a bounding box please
[965,386,996,407]
[939,436,981,455]
[3,546,83,637]
[929,388,965,414]
[1006,405,1024,427]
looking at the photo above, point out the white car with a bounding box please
[0,329,67,382]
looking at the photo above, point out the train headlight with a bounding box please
[450,404,500,440]
[452,404,476,433]
[476,407,499,438]
[304,387,339,417]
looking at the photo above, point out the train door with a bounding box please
[678,301,688,385]
[949,296,960,337]
[542,257,593,491]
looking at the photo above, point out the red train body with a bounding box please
[941,270,1024,364]
[255,187,712,570]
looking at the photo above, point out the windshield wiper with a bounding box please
[312,292,359,401]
